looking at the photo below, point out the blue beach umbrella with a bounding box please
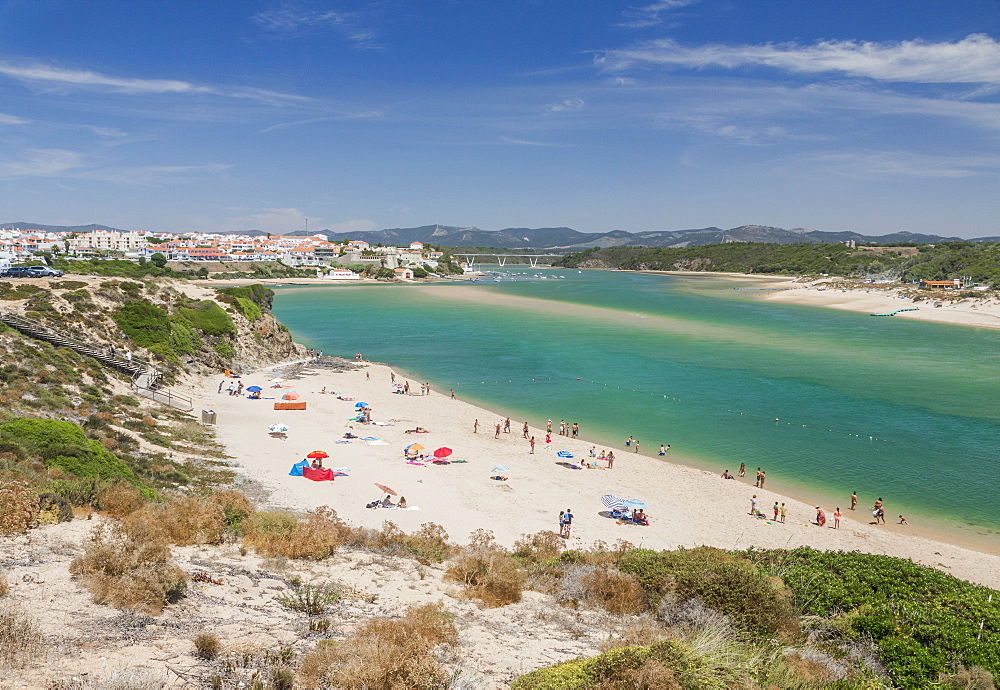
[556,450,574,458]
[355,402,369,408]
[246,386,262,392]
[623,498,647,510]
[601,495,627,511]
[491,465,510,473]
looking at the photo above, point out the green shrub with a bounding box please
[751,547,1000,688]
[278,581,341,616]
[214,341,235,359]
[618,547,794,635]
[112,302,172,349]
[168,319,201,355]
[175,300,236,336]
[0,419,152,498]
[234,297,262,321]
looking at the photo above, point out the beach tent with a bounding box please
[288,459,309,476]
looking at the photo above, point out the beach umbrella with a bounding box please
[433,447,452,458]
[374,482,397,496]
[355,402,369,408]
[601,495,628,511]
[491,464,510,473]
[623,498,647,510]
[246,386,263,393]
[556,450,574,458]
[268,423,289,433]
[307,450,329,459]
[282,391,300,400]
[405,443,425,451]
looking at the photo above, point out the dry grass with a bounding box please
[95,481,145,518]
[298,603,456,689]
[125,490,252,546]
[560,565,646,615]
[0,604,46,668]
[193,632,222,660]
[512,530,564,564]
[0,480,39,535]
[243,506,348,560]
[69,520,187,615]
[446,545,524,607]
[0,571,8,599]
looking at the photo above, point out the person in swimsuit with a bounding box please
[739,463,746,478]
[833,507,841,529]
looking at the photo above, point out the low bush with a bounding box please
[559,565,645,615]
[193,632,222,660]
[0,571,8,598]
[278,581,341,616]
[618,547,794,635]
[0,480,39,535]
[37,492,74,524]
[175,300,236,337]
[512,530,565,564]
[95,481,146,517]
[446,544,524,607]
[69,520,187,615]
[0,605,46,668]
[243,506,347,560]
[298,604,456,689]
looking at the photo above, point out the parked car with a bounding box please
[26,266,64,277]
[2,267,35,278]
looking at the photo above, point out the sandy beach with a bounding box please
[191,357,1000,589]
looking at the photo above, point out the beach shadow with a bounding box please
[555,461,581,470]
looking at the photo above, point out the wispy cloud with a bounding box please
[600,34,1000,84]
[252,4,378,48]
[653,113,801,143]
[499,136,561,147]
[0,60,310,104]
[808,150,999,178]
[79,163,231,186]
[0,149,85,179]
[0,113,30,125]
[255,111,385,134]
[542,97,585,116]
[619,0,701,29]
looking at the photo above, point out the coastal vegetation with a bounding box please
[554,241,1000,287]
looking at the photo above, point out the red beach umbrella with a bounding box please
[433,447,452,458]
[374,482,397,496]
[307,450,329,459]
[282,391,301,400]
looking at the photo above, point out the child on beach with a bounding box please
[899,515,907,524]
[833,507,842,529]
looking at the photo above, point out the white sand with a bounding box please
[195,358,1000,589]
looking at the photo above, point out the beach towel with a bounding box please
[368,441,389,446]
[334,440,352,444]
[360,437,378,441]
[302,466,335,482]
[382,506,421,510]
[407,461,426,466]
[288,460,309,476]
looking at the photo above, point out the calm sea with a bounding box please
[271,270,1000,544]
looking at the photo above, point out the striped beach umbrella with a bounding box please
[601,494,627,512]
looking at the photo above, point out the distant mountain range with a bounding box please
[5,221,997,249]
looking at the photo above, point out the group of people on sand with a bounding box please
[367,495,407,509]
[746,488,907,529]
[586,447,616,468]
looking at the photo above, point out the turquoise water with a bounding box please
[271,270,1000,543]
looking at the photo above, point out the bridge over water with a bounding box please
[454,253,563,268]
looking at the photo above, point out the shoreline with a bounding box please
[193,356,1000,589]
[639,270,1000,331]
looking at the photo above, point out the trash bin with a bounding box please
[201,409,217,425]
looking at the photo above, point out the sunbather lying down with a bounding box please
[404,427,429,434]
[492,475,508,481]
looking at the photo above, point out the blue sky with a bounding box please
[0,0,997,237]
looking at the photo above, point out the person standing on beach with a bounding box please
[504,418,511,433]
[558,511,565,537]
[547,420,553,434]
[833,507,842,529]
[634,440,639,453]
[749,495,759,516]
[391,371,396,384]
[773,502,779,520]
[426,383,431,395]
[529,436,535,454]
[473,419,479,433]
[739,463,746,478]
[755,468,763,487]
[572,422,579,438]
[522,422,529,439]
[217,380,224,394]
[564,508,574,538]
[450,389,455,399]
[759,470,766,488]
[559,420,566,436]
[607,451,615,469]
[404,381,410,394]
[366,371,370,381]
[495,423,501,439]
[779,503,787,523]
[850,491,858,510]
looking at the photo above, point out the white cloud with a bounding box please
[252,5,378,48]
[500,136,561,147]
[809,150,999,178]
[0,60,309,104]
[601,34,1000,84]
[0,149,85,179]
[542,97,585,116]
[619,0,702,29]
[0,113,30,125]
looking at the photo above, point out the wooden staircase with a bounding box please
[0,310,194,411]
